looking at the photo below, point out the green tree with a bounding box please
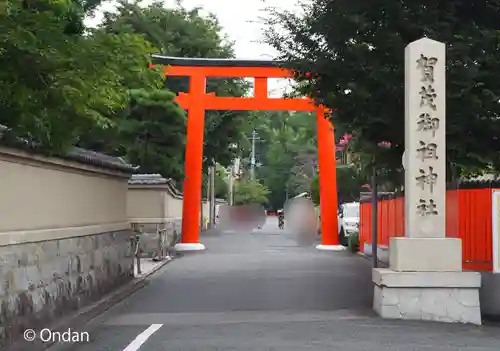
[284,112,317,195]
[310,164,366,205]
[240,110,319,210]
[101,0,250,171]
[233,179,270,205]
[259,122,296,209]
[286,149,317,195]
[214,163,229,199]
[115,89,186,179]
[0,0,158,153]
[310,173,321,205]
[264,0,500,181]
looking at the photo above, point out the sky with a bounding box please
[85,0,304,96]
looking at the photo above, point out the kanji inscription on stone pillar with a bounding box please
[404,38,446,238]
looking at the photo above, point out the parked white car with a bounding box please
[338,202,360,245]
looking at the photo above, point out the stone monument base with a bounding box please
[373,268,482,325]
[390,237,462,271]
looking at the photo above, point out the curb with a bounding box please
[483,314,500,325]
[357,252,389,268]
[6,257,175,351]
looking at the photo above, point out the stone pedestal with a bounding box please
[373,268,481,325]
[373,237,482,325]
[390,237,462,271]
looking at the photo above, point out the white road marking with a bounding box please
[123,324,163,351]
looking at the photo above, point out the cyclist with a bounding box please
[277,209,285,229]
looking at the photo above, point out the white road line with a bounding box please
[122,324,163,351]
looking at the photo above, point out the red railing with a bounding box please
[359,188,495,271]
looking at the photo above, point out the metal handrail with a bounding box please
[154,226,168,261]
[130,233,141,275]
[154,222,180,261]
[130,222,181,271]
[134,235,140,255]
[131,224,142,275]
[135,235,141,274]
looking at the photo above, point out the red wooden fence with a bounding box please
[359,188,495,271]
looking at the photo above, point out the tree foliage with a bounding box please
[0,0,158,153]
[310,165,367,205]
[240,109,371,209]
[237,110,319,210]
[201,163,230,201]
[115,89,187,180]
[101,0,250,172]
[263,0,500,181]
[1,0,253,189]
[214,163,229,199]
[233,179,270,205]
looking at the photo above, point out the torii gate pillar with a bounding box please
[151,56,341,251]
[176,74,207,251]
[316,108,342,251]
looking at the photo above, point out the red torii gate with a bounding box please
[150,55,340,251]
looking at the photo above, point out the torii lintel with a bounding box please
[150,54,297,78]
[151,55,316,111]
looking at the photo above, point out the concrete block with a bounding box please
[12,267,29,292]
[3,245,28,267]
[44,281,58,299]
[58,237,76,257]
[25,265,41,289]
[373,268,482,325]
[22,243,39,265]
[41,240,60,260]
[79,253,93,273]
[0,274,5,298]
[373,268,481,288]
[389,237,462,271]
[39,261,55,284]
[30,288,46,313]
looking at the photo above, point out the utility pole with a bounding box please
[250,129,260,181]
[202,168,210,231]
[371,165,378,268]
[207,166,212,229]
[228,163,234,205]
[210,164,215,227]
[200,197,204,232]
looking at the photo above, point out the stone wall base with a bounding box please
[131,219,181,258]
[0,229,133,348]
[373,268,482,325]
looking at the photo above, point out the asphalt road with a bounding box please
[48,217,500,351]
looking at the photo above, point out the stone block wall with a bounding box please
[133,219,182,257]
[374,284,482,324]
[0,229,133,347]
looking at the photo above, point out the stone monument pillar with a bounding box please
[372,38,482,324]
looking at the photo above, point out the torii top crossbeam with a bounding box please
[151,54,289,72]
[150,54,317,111]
